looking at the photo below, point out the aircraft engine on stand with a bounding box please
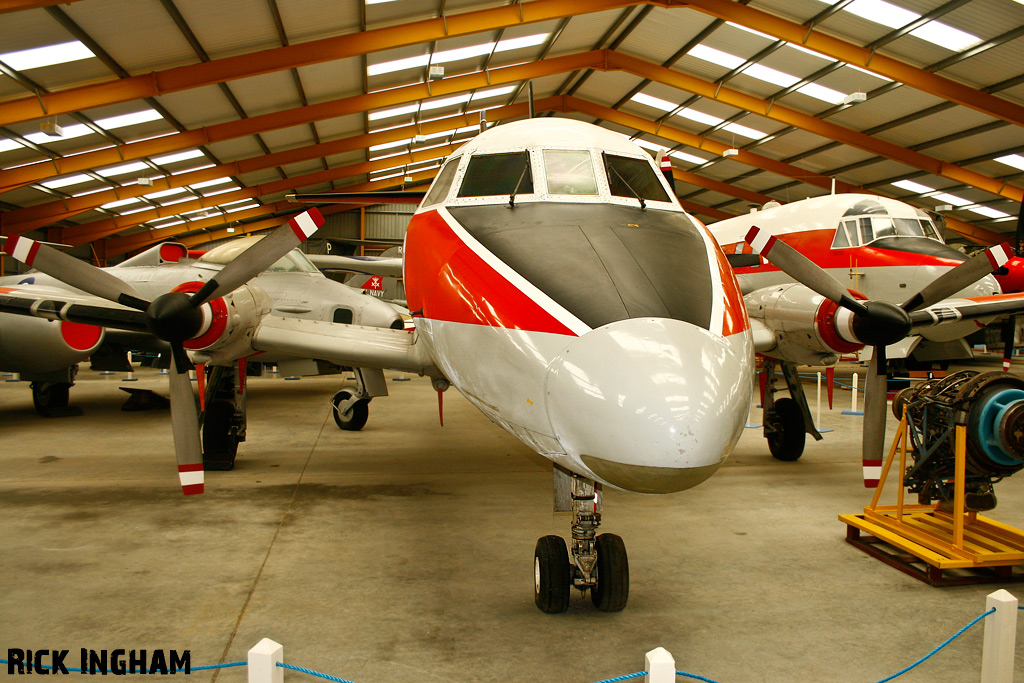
[892,371,1024,512]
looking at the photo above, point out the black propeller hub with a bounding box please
[146,291,205,343]
[850,300,913,348]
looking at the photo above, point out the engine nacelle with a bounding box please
[0,314,104,374]
[746,283,864,366]
[174,282,272,365]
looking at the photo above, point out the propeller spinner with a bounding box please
[2,208,325,494]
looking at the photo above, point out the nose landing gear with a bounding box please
[533,472,629,613]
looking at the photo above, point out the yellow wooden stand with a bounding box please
[839,416,1024,585]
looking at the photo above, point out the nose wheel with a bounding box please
[533,475,629,613]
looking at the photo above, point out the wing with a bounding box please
[910,292,1024,330]
[0,284,148,332]
[308,254,404,278]
[251,316,437,375]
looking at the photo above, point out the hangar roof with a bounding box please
[2,0,1024,259]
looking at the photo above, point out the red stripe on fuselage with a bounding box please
[725,229,964,275]
[404,210,577,335]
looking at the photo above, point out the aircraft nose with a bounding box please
[545,318,753,494]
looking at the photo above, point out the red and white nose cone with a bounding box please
[544,318,753,493]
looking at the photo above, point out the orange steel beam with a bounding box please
[671,168,773,206]
[605,52,1024,203]
[0,0,89,12]
[99,202,355,258]
[683,0,1024,129]
[1,100,548,232]
[567,96,859,194]
[54,164,441,246]
[0,50,593,192]
[677,199,732,221]
[0,0,654,127]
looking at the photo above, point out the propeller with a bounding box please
[745,226,1010,487]
[2,208,325,494]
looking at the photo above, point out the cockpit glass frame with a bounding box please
[543,149,598,196]
[423,156,461,206]
[602,153,670,203]
[831,213,944,249]
[456,151,534,197]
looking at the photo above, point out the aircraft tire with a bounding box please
[534,535,571,614]
[591,533,629,612]
[203,400,238,471]
[31,382,81,417]
[332,390,369,431]
[767,397,805,462]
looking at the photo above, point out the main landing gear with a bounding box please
[534,471,629,613]
[331,368,388,431]
[28,365,82,418]
[760,357,821,462]
[201,364,247,471]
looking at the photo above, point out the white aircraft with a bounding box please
[4,118,1023,613]
[0,212,404,470]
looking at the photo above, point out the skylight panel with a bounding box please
[420,93,472,112]
[97,161,150,177]
[41,173,92,189]
[688,44,745,70]
[995,154,1024,172]
[26,123,91,143]
[150,218,185,227]
[0,138,21,153]
[368,104,420,121]
[969,206,1011,219]
[812,0,980,51]
[144,187,188,200]
[96,110,163,130]
[171,164,216,175]
[368,33,548,76]
[932,192,972,206]
[189,177,232,189]
[676,108,722,127]
[722,122,767,140]
[118,206,153,216]
[632,138,708,166]
[152,149,205,165]
[796,83,846,104]
[370,138,413,152]
[471,86,516,100]
[0,41,94,71]
[226,203,261,213]
[688,44,847,103]
[159,196,195,207]
[631,93,676,112]
[892,179,933,193]
[202,186,240,197]
[101,197,142,209]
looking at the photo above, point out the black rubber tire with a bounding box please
[591,533,629,612]
[332,390,369,431]
[31,382,79,417]
[767,397,806,462]
[534,535,571,614]
[202,400,238,471]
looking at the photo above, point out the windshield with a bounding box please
[832,215,941,248]
[544,150,598,195]
[603,153,670,203]
[457,152,533,197]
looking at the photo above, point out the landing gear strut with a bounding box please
[201,364,247,471]
[28,365,82,418]
[534,471,629,613]
[760,357,821,461]
[332,368,387,431]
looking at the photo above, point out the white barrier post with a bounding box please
[981,589,1018,683]
[248,638,284,683]
[852,373,859,413]
[645,647,675,683]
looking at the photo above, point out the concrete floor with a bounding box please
[2,359,1024,683]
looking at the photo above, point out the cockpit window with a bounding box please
[457,152,533,197]
[423,157,460,206]
[603,153,670,203]
[199,236,317,273]
[543,150,598,195]
[832,213,943,248]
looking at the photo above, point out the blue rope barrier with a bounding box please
[873,607,996,683]
[592,671,647,683]
[192,661,247,671]
[677,671,723,682]
[277,661,360,683]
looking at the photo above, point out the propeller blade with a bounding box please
[190,208,325,306]
[2,235,149,310]
[862,350,888,489]
[746,227,869,316]
[167,356,204,495]
[900,243,1012,313]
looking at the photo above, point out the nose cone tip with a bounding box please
[545,318,752,494]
